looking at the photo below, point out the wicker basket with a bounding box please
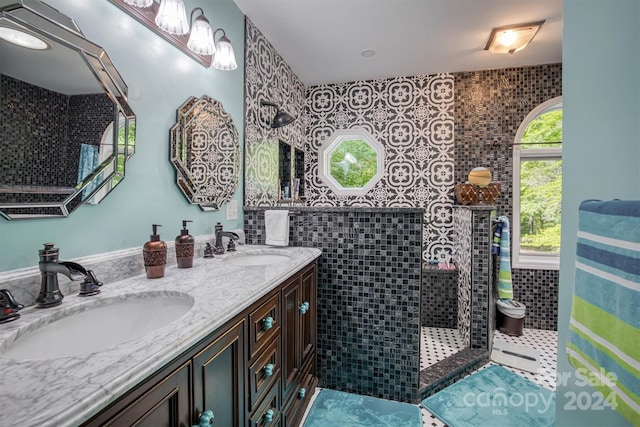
[455,182,501,205]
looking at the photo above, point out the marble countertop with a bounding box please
[0,245,321,427]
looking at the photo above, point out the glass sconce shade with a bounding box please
[212,30,237,70]
[187,15,215,55]
[123,0,153,7]
[155,0,189,35]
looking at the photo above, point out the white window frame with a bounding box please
[318,129,384,196]
[512,96,562,270]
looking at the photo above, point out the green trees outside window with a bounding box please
[328,139,378,188]
[519,109,562,255]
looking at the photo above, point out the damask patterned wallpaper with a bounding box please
[305,76,456,262]
[243,18,307,206]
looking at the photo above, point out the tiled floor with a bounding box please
[301,327,557,426]
[420,327,466,370]
[420,328,558,426]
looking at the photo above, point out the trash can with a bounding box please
[496,299,526,336]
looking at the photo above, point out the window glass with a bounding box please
[328,139,378,188]
[318,130,384,195]
[513,97,562,269]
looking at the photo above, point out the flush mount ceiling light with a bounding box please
[0,26,50,49]
[485,20,545,54]
[260,100,296,129]
[108,0,237,70]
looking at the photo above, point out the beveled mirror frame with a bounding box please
[0,0,135,220]
[170,95,239,211]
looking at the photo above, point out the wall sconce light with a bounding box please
[109,0,237,70]
[484,20,545,54]
[260,101,296,129]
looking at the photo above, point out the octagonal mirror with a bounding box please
[0,0,135,220]
[170,95,239,210]
[318,129,384,195]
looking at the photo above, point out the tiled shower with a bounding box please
[243,17,561,403]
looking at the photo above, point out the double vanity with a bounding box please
[0,245,321,426]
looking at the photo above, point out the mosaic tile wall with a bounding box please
[454,207,472,347]
[1,75,113,206]
[68,93,115,170]
[453,205,497,349]
[513,269,559,330]
[421,268,457,328]
[305,75,456,265]
[243,18,307,206]
[1,75,71,188]
[454,64,562,331]
[244,207,423,402]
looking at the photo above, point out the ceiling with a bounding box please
[232,0,563,86]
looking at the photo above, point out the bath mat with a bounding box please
[303,389,422,427]
[491,340,540,373]
[422,365,555,427]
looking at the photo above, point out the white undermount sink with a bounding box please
[223,252,291,266]
[1,292,193,361]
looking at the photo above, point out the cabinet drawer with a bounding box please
[282,353,317,427]
[249,292,280,360]
[250,383,281,427]
[248,335,281,411]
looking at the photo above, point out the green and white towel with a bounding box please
[567,199,640,426]
[497,215,513,300]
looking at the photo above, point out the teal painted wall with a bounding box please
[559,1,640,425]
[0,0,245,271]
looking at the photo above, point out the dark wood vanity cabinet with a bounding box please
[82,261,317,427]
[281,264,318,426]
[193,320,246,427]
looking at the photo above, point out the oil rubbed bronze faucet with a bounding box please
[37,243,102,308]
[213,223,239,255]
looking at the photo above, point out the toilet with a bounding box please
[496,299,526,336]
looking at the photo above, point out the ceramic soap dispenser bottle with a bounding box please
[175,220,194,268]
[143,224,167,279]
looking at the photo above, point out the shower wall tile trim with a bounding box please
[244,207,423,403]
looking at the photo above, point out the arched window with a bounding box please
[512,96,562,269]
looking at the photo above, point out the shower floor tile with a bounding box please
[420,327,466,370]
[420,328,557,426]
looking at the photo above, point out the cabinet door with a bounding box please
[281,275,303,400]
[193,320,246,427]
[300,263,317,362]
[101,361,192,427]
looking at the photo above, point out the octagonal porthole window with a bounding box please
[318,129,384,195]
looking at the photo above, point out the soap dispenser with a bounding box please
[175,220,194,268]
[143,224,167,279]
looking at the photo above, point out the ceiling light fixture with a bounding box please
[0,26,50,50]
[485,20,545,54]
[360,49,375,58]
[260,100,296,129]
[108,0,237,70]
